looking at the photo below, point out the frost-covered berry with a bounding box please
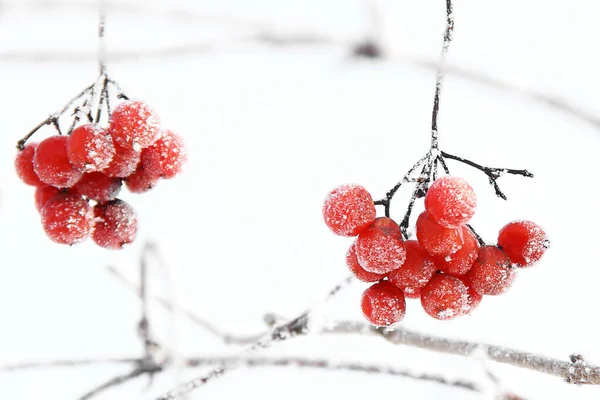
[109,100,160,150]
[74,172,122,202]
[323,184,376,237]
[15,143,44,186]
[92,199,137,249]
[34,186,61,213]
[467,246,516,295]
[102,143,141,178]
[346,242,385,282]
[146,130,187,179]
[433,226,479,275]
[361,281,406,326]
[388,240,436,292]
[67,124,115,172]
[355,217,406,274]
[33,136,83,188]
[425,176,476,228]
[124,147,162,193]
[498,221,549,268]
[41,192,93,245]
[416,211,464,257]
[420,274,468,320]
[455,275,482,316]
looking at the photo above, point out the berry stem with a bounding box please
[16,84,94,150]
[441,150,533,200]
[430,0,454,151]
[98,0,107,75]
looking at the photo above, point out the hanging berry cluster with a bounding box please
[323,175,549,326]
[14,77,187,249]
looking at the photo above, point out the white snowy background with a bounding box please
[0,0,599,399]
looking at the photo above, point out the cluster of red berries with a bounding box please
[15,100,187,249]
[323,177,549,326]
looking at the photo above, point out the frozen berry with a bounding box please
[35,186,62,213]
[41,192,93,245]
[92,199,137,249]
[323,184,376,237]
[455,275,482,316]
[67,124,115,172]
[109,100,160,150]
[102,143,141,178]
[355,217,406,274]
[433,226,479,275]
[361,281,406,326]
[425,176,476,228]
[420,274,468,320]
[346,242,385,282]
[416,211,464,256]
[147,130,187,179]
[498,221,549,268]
[388,240,436,291]
[74,172,122,202]
[15,143,44,186]
[467,246,516,295]
[124,147,162,193]
[33,135,83,187]
[33,135,83,188]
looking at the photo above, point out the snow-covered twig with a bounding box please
[154,276,354,400]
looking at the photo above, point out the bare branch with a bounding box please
[184,355,481,393]
[155,276,354,399]
[77,368,148,400]
[0,358,136,372]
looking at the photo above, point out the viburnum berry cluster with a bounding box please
[324,170,549,326]
[14,76,187,249]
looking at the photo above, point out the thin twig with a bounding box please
[184,355,481,393]
[97,0,107,75]
[155,276,354,399]
[0,358,137,372]
[16,84,94,149]
[107,265,264,345]
[441,150,533,200]
[77,368,149,400]
[430,0,454,150]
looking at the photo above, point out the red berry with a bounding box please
[323,184,376,237]
[15,143,44,186]
[425,176,476,228]
[41,193,93,245]
[74,172,122,202]
[67,124,115,172]
[416,211,464,257]
[433,226,479,275]
[34,186,61,212]
[124,147,162,193]
[147,130,187,179]
[346,242,385,282]
[33,135,83,188]
[498,221,549,268]
[420,274,468,320]
[92,199,138,249]
[455,275,482,316]
[466,246,516,295]
[355,217,406,274]
[109,100,160,150]
[102,142,141,178]
[361,281,406,326]
[388,240,436,291]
